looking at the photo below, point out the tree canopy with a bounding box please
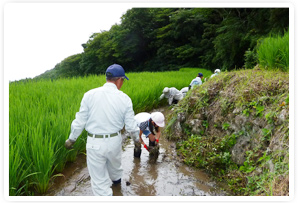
[36,8,289,79]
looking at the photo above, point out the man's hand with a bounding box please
[65,139,75,149]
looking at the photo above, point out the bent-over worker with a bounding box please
[189,72,203,90]
[180,87,189,98]
[132,112,165,157]
[159,87,183,105]
[210,69,221,78]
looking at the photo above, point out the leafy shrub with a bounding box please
[257,31,289,71]
[244,48,258,69]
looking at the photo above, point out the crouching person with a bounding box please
[180,87,189,98]
[159,87,183,105]
[189,72,203,90]
[132,112,165,158]
[210,69,221,78]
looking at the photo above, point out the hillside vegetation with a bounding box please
[166,68,289,195]
[33,8,288,80]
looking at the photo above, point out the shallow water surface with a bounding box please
[48,134,227,196]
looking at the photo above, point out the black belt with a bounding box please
[88,132,118,138]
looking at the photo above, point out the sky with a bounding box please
[3,1,296,82]
[4,3,133,81]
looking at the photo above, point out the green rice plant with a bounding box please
[29,124,56,194]
[123,68,212,113]
[257,31,289,71]
[9,144,31,196]
[9,68,212,195]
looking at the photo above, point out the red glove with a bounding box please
[144,144,149,151]
[155,139,159,143]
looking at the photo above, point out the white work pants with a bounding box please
[86,134,123,196]
[130,130,140,142]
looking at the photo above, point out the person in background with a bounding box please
[64,64,139,196]
[180,86,189,98]
[132,112,165,158]
[189,72,203,90]
[159,87,184,105]
[210,69,221,78]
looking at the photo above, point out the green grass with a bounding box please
[257,31,289,71]
[9,67,212,195]
[166,69,289,195]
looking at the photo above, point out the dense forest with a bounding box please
[35,8,289,80]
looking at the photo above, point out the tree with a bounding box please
[35,8,289,79]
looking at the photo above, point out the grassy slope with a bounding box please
[166,68,289,196]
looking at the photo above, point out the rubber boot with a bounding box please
[112,178,122,195]
[149,140,159,158]
[134,142,142,158]
[112,178,121,185]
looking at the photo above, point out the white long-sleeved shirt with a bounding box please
[189,77,202,89]
[134,112,151,131]
[69,82,138,141]
[159,87,183,105]
[180,87,189,94]
[210,72,219,78]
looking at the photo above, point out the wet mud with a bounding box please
[47,133,228,196]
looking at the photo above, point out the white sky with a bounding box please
[3,1,296,82]
[4,3,133,81]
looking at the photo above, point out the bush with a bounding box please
[257,31,289,71]
[244,48,258,69]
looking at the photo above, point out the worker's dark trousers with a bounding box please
[134,140,157,158]
[134,142,142,158]
[149,140,156,147]
[148,140,159,158]
[172,99,178,105]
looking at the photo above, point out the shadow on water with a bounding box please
[48,132,229,196]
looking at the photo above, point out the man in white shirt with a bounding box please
[159,87,184,105]
[189,72,203,90]
[65,64,138,196]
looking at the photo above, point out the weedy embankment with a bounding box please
[165,68,289,196]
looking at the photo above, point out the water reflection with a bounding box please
[50,134,228,196]
[112,136,226,196]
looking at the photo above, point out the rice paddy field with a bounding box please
[9,68,212,196]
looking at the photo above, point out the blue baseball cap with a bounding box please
[198,73,203,77]
[106,64,129,80]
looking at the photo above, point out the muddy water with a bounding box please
[48,133,228,196]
